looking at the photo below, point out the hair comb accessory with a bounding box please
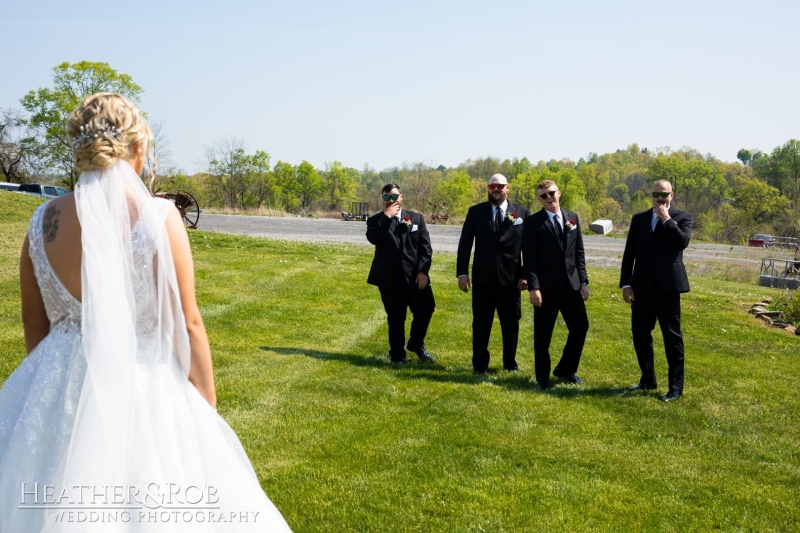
[71,119,124,148]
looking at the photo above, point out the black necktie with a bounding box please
[554,214,563,238]
[494,208,502,233]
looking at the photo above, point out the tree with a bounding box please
[554,167,589,223]
[323,161,357,210]
[0,108,33,183]
[460,156,502,181]
[433,170,474,218]
[20,61,143,189]
[509,169,542,209]
[650,155,686,193]
[402,162,438,210]
[499,157,532,181]
[594,197,623,222]
[611,183,630,209]
[757,139,800,209]
[737,148,753,167]
[295,161,324,211]
[356,164,383,211]
[730,176,789,226]
[249,151,276,208]
[577,164,610,219]
[146,120,175,192]
[677,158,724,215]
[543,167,585,213]
[696,203,750,244]
[204,137,252,208]
[273,161,299,210]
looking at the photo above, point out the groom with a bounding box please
[366,184,436,364]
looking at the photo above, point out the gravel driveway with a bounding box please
[198,213,781,277]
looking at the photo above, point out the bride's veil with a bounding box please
[63,159,191,489]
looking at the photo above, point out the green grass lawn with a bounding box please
[1,192,798,532]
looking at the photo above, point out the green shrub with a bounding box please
[784,290,800,325]
[771,289,800,325]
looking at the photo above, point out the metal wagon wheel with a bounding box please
[156,190,200,229]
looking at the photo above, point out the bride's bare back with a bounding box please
[39,194,82,301]
[20,194,80,354]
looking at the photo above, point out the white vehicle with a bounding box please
[0,182,20,192]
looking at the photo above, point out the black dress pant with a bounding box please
[379,280,435,361]
[472,283,521,372]
[631,287,684,393]
[533,288,589,386]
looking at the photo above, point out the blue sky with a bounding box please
[4,1,798,173]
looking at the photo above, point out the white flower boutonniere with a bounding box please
[564,220,577,232]
[401,216,413,228]
[505,211,518,223]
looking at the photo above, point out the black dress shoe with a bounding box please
[411,347,435,363]
[390,359,406,365]
[660,390,682,402]
[539,382,551,391]
[554,372,584,384]
[629,383,657,391]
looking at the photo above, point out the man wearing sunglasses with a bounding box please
[456,174,529,373]
[620,179,692,402]
[366,183,436,364]
[522,180,590,391]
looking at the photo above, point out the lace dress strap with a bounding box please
[27,203,81,331]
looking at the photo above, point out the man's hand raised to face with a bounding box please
[654,203,670,221]
[384,201,401,218]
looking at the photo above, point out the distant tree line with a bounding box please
[2,62,799,244]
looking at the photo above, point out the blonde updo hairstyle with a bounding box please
[67,92,152,173]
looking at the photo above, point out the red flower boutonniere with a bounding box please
[505,211,517,223]
[402,216,413,228]
[564,220,577,232]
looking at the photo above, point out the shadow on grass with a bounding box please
[261,346,630,397]
[260,345,446,372]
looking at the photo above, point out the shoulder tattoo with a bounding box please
[43,206,61,243]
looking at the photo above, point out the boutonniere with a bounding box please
[401,216,412,228]
[505,211,518,223]
[564,220,577,232]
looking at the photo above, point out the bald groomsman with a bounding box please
[620,179,692,402]
[457,174,529,373]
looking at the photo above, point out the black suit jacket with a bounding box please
[366,209,432,287]
[456,201,529,287]
[522,208,588,294]
[619,207,692,294]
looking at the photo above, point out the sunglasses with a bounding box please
[382,193,400,201]
[538,190,558,200]
[652,191,672,198]
[488,184,507,191]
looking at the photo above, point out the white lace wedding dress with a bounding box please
[0,165,292,532]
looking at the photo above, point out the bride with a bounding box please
[0,93,292,531]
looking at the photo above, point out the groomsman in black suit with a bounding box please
[522,180,590,390]
[457,174,529,373]
[366,183,436,364]
[620,179,692,402]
